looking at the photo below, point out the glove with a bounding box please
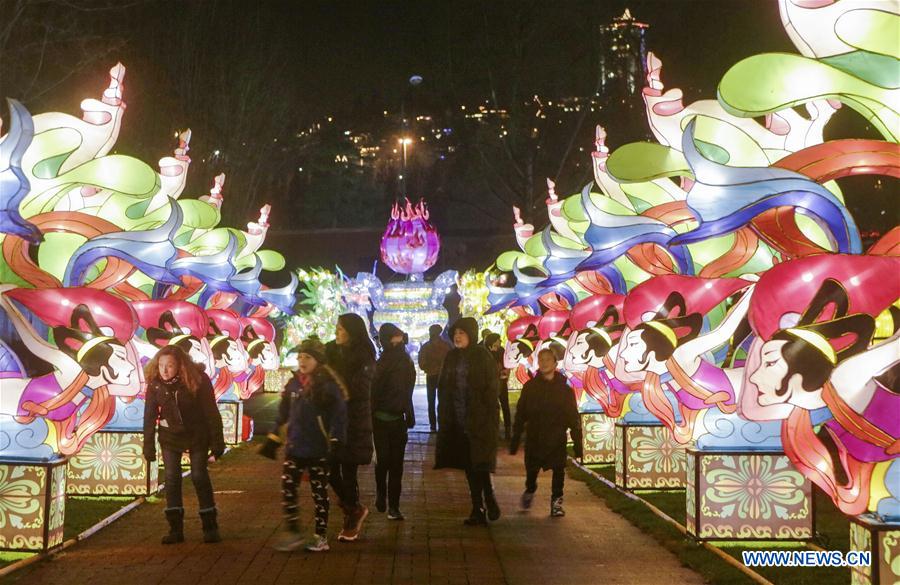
[257,433,283,460]
[143,449,157,462]
[328,439,344,461]
[405,412,416,429]
[573,445,584,461]
[211,444,226,460]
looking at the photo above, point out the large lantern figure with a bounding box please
[380,199,440,276]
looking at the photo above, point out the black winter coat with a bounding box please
[143,373,225,458]
[327,342,375,465]
[511,372,582,470]
[371,343,416,427]
[435,318,499,472]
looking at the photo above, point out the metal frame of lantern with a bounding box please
[685,448,813,541]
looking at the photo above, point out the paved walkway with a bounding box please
[5,390,704,585]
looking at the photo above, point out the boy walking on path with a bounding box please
[509,348,582,517]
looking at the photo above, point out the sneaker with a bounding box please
[387,507,405,521]
[485,496,501,521]
[304,534,330,552]
[273,531,303,552]
[463,508,487,526]
[520,490,535,511]
[551,497,565,517]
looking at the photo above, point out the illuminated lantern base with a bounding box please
[0,458,66,551]
[66,431,159,496]
[219,400,244,446]
[580,412,616,464]
[614,422,686,490]
[685,449,812,541]
[265,369,292,393]
[849,516,900,585]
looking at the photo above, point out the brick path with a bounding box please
[5,391,704,585]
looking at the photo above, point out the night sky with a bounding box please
[1,1,895,276]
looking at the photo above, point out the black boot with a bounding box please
[162,508,184,544]
[485,494,501,521]
[199,508,221,543]
[463,507,487,526]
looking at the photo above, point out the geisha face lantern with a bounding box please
[380,199,440,275]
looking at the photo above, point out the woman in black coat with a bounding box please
[326,313,376,541]
[371,323,417,521]
[435,317,501,525]
[509,347,582,517]
[143,345,226,544]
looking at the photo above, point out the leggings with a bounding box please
[525,465,565,499]
[373,418,408,508]
[162,448,216,513]
[282,457,329,535]
[329,460,360,510]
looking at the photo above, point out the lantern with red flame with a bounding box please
[380,199,440,275]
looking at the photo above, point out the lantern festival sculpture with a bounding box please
[0,64,295,551]
[365,199,456,360]
[485,0,898,570]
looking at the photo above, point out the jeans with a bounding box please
[283,457,329,535]
[525,465,565,499]
[465,469,495,510]
[426,374,439,429]
[163,448,216,512]
[329,460,360,510]
[373,418,408,509]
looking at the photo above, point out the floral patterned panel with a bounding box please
[66,431,159,496]
[692,451,812,540]
[581,412,616,464]
[0,460,67,551]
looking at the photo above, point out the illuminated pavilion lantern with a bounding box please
[369,199,456,364]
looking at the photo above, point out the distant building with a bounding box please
[597,8,651,140]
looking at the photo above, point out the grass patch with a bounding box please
[0,552,35,570]
[63,496,136,539]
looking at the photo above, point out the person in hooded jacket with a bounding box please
[271,338,348,553]
[434,317,501,525]
[325,313,376,542]
[418,324,451,432]
[509,347,582,517]
[371,323,417,521]
[144,345,225,545]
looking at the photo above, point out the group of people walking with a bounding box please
[142,313,583,552]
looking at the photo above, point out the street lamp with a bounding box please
[398,137,413,195]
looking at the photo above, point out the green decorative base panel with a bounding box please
[219,400,244,445]
[0,458,66,552]
[66,431,159,496]
[614,423,686,490]
[581,411,615,464]
[850,515,900,585]
[685,449,812,541]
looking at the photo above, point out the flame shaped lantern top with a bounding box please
[380,198,441,275]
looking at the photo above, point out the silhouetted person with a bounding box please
[418,324,450,432]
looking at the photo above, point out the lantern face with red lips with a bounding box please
[240,316,279,371]
[503,315,540,370]
[564,294,626,373]
[380,199,441,275]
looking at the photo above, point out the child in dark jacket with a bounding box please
[371,323,417,521]
[509,348,582,517]
[271,338,348,553]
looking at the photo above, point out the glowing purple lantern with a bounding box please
[380,199,440,275]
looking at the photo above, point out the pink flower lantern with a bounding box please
[380,199,440,275]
